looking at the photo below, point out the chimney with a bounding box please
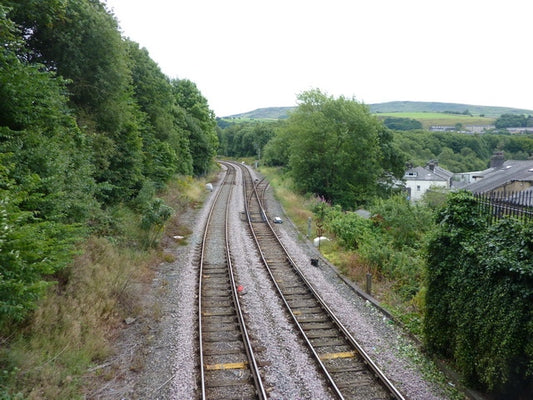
[490,151,505,168]
[427,160,438,171]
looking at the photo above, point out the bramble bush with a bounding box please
[424,191,533,397]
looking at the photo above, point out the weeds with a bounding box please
[0,173,215,399]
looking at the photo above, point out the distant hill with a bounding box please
[369,101,533,117]
[223,101,533,120]
[224,107,294,120]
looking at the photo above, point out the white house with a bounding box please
[403,161,453,201]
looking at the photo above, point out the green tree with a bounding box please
[172,79,218,175]
[8,0,145,204]
[495,113,527,128]
[0,6,89,325]
[383,116,422,131]
[126,40,192,184]
[286,89,394,207]
[218,122,274,158]
[262,125,292,167]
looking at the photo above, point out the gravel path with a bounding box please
[88,166,457,400]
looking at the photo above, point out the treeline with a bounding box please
[393,130,533,172]
[219,118,533,182]
[495,113,533,129]
[219,89,405,208]
[0,0,217,327]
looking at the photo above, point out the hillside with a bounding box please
[223,101,533,120]
[370,101,533,117]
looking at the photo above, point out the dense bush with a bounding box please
[424,191,533,397]
[0,1,217,328]
[316,195,433,300]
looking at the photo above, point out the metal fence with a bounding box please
[474,191,533,225]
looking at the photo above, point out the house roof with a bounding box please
[464,160,533,193]
[404,165,453,182]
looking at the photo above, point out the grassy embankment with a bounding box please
[259,166,423,326]
[0,174,214,399]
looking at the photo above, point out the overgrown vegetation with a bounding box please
[425,191,533,398]
[262,168,533,398]
[0,176,210,399]
[1,1,218,398]
[0,0,217,326]
[309,194,434,335]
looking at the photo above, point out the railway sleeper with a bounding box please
[287,299,321,308]
[204,369,252,383]
[299,321,335,330]
[304,329,341,339]
[334,379,391,400]
[322,356,366,370]
[203,331,242,342]
[326,365,369,375]
[309,337,348,347]
[201,276,229,284]
[205,386,259,400]
[202,290,234,298]
[291,306,323,315]
[280,288,312,296]
[201,314,237,324]
[202,262,228,269]
[295,314,329,323]
[203,344,244,355]
[202,300,234,308]
[205,354,249,366]
[202,322,240,332]
[201,309,236,317]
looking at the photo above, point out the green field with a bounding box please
[376,112,495,129]
[219,112,497,130]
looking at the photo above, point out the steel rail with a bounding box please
[238,161,406,400]
[198,163,266,399]
[221,163,267,400]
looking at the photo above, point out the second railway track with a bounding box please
[197,163,266,399]
[235,161,406,400]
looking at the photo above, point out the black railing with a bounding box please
[474,191,533,224]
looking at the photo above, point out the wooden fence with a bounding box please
[473,191,533,224]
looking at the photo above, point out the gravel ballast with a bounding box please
[88,166,458,399]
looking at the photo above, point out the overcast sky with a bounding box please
[103,0,532,117]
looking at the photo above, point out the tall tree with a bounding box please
[126,40,192,185]
[7,0,145,204]
[286,89,394,207]
[0,5,90,325]
[172,79,218,175]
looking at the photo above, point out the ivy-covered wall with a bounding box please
[424,192,533,398]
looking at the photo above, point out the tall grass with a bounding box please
[0,235,156,399]
[260,167,314,234]
[0,173,215,399]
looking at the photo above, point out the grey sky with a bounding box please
[104,0,533,117]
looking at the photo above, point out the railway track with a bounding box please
[236,161,406,400]
[197,163,266,399]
